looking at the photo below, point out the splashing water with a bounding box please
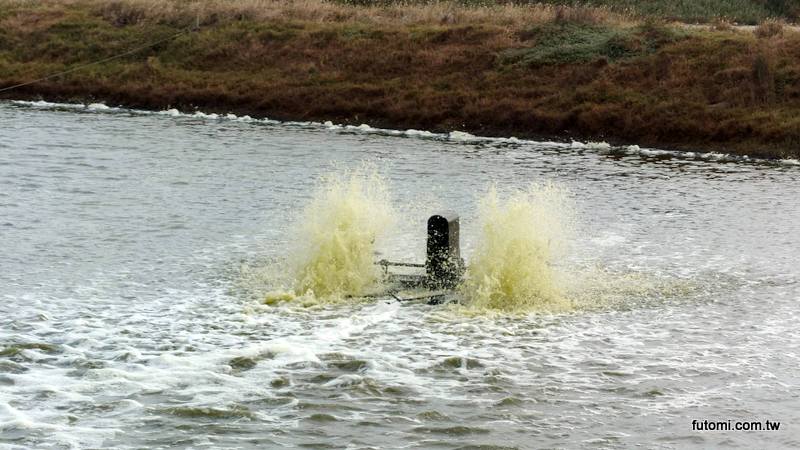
[288,168,394,301]
[260,173,676,313]
[460,183,574,313]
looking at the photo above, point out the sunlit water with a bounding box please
[1,101,799,449]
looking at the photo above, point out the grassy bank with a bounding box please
[339,0,800,25]
[512,0,798,25]
[1,0,800,158]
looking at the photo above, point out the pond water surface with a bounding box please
[1,100,799,449]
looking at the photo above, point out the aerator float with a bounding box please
[378,213,465,304]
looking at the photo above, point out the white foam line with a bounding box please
[7,99,799,166]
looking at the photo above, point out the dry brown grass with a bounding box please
[0,0,629,29]
[754,18,785,38]
[711,18,733,32]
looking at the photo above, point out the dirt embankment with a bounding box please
[1,0,800,158]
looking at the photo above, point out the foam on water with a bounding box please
[562,266,704,311]
[460,184,574,313]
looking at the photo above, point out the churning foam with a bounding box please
[460,184,574,313]
[287,168,394,301]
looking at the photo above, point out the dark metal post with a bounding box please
[426,213,465,289]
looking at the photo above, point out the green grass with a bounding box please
[541,0,797,24]
[502,23,687,66]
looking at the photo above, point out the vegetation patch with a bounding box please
[336,0,800,24]
[504,0,795,24]
[505,23,687,66]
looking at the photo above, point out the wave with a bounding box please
[7,99,798,167]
